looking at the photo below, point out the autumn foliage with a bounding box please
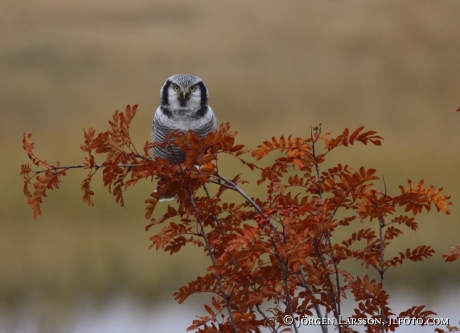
[21,105,459,333]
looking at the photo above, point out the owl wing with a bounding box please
[195,105,217,137]
[152,106,186,164]
[152,105,217,164]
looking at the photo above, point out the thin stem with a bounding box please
[266,226,299,333]
[255,304,277,333]
[311,125,323,198]
[202,183,221,226]
[188,191,239,333]
[29,163,143,174]
[311,125,342,333]
[215,171,329,333]
[378,213,388,333]
[378,177,388,332]
[214,173,264,215]
[213,173,302,332]
[171,149,238,333]
[151,142,240,332]
[280,258,299,333]
[202,183,240,269]
[299,266,328,333]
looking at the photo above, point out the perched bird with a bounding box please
[152,74,217,201]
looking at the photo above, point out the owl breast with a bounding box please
[152,74,217,201]
[152,105,217,164]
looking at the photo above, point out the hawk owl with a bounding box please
[152,74,217,201]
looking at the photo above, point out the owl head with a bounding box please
[160,74,209,110]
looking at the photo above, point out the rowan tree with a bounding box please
[21,104,459,333]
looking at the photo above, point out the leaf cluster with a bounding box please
[21,105,458,333]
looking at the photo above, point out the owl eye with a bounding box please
[189,85,196,92]
[173,85,180,92]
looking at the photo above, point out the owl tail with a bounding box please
[154,184,177,202]
[158,190,177,202]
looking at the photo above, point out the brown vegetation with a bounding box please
[2,0,460,329]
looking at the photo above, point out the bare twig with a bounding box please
[28,163,144,175]
[169,147,239,333]
[311,124,341,333]
[214,171,325,333]
[188,192,239,333]
[378,177,388,332]
[214,173,264,215]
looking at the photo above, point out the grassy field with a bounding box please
[2,0,460,325]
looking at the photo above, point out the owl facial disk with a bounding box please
[160,74,207,110]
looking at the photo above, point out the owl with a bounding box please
[152,74,217,201]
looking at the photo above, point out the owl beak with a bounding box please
[182,91,187,99]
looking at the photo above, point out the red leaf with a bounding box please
[443,244,460,263]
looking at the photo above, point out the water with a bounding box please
[1,289,459,333]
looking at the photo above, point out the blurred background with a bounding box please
[1,0,459,332]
